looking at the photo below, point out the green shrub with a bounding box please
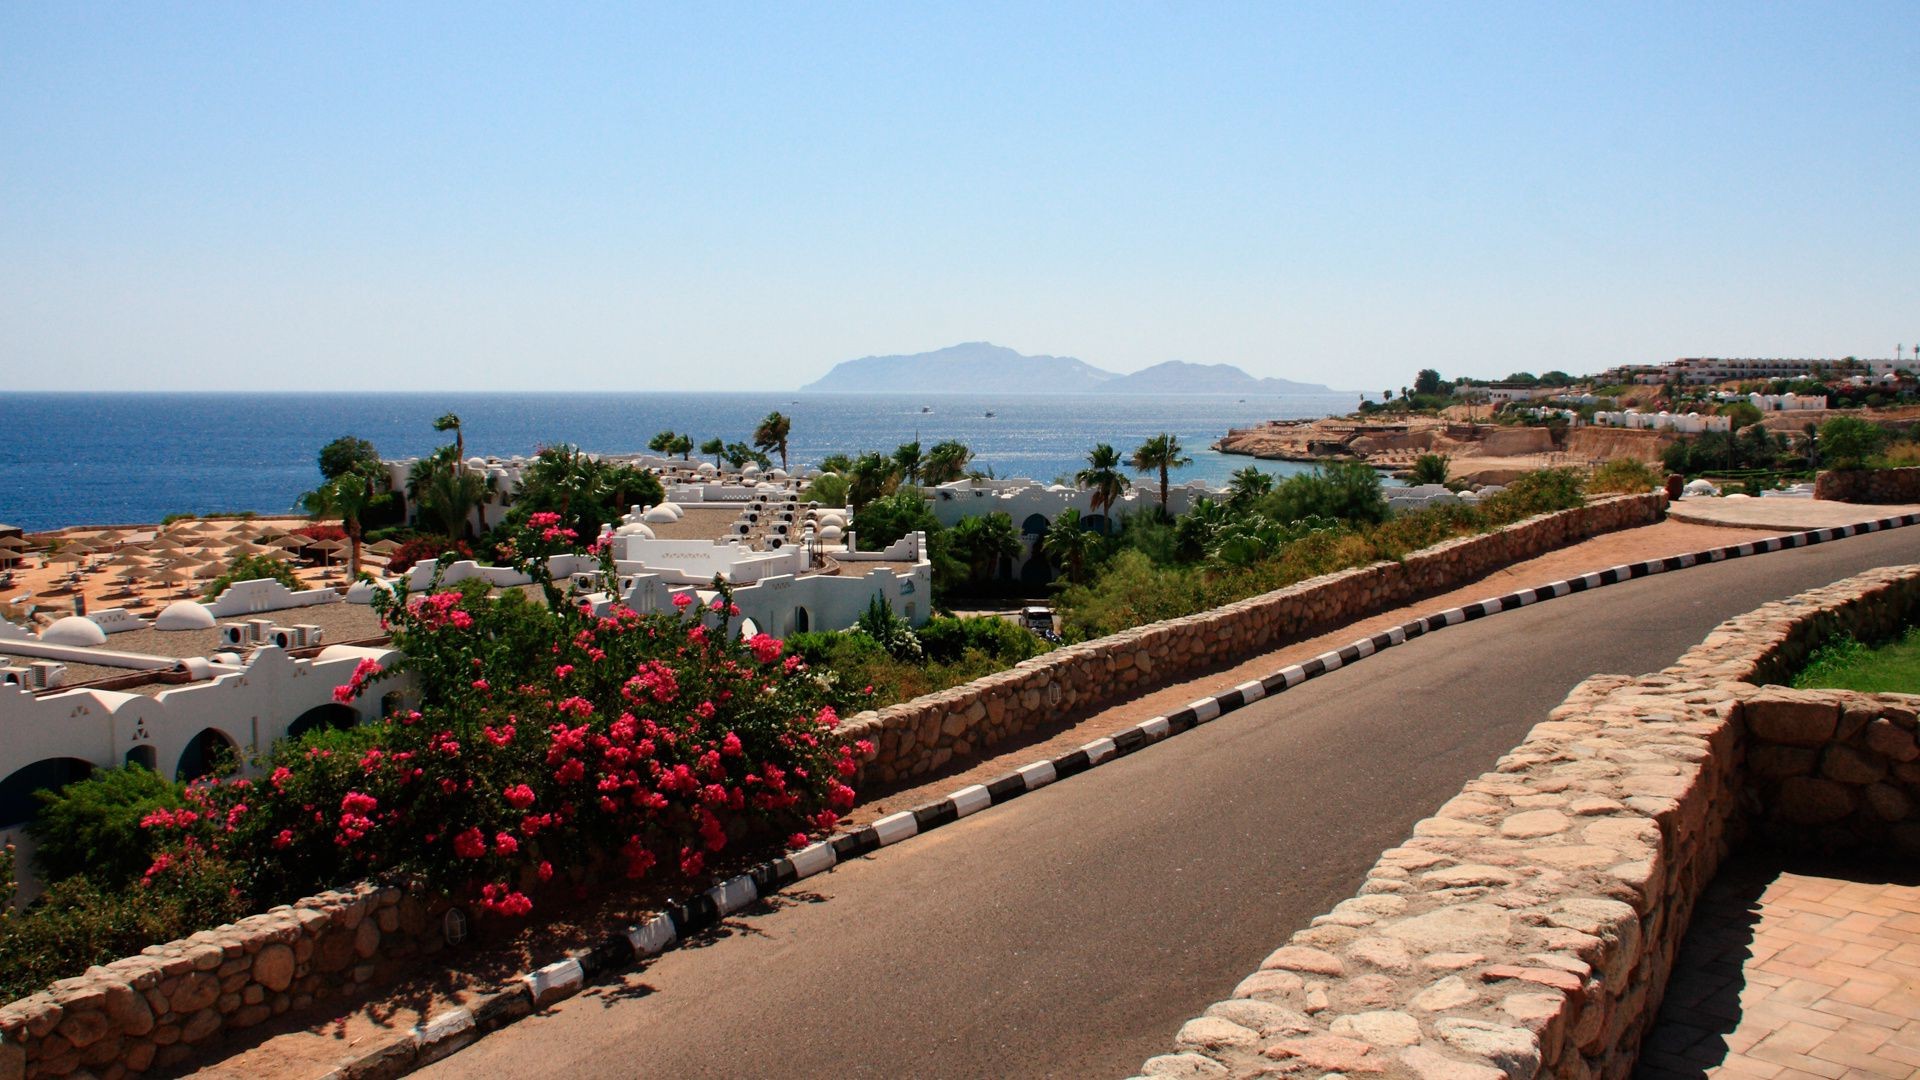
[1261,462,1388,526]
[204,553,301,598]
[856,595,924,661]
[917,616,1042,665]
[1409,454,1451,486]
[28,766,184,890]
[1588,458,1660,495]
[159,512,197,526]
[1481,467,1585,517]
[1820,416,1889,469]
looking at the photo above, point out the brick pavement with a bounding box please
[1639,857,1920,1079]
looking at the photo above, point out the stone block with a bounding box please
[250,944,295,993]
[1774,776,1857,824]
[1745,692,1840,746]
[1866,717,1920,762]
[1822,744,1888,784]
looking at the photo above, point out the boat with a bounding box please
[984,411,996,418]
[920,406,932,413]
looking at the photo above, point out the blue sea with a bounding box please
[0,392,1363,532]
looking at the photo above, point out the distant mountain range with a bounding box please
[797,342,1349,395]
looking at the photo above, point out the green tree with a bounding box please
[317,436,380,482]
[846,451,898,514]
[1722,402,1763,431]
[670,433,694,460]
[1263,462,1388,526]
[947,512,1020,589]
[700,437,726,466]
[206,553,302,599]
[1819,416,1888,469]
[722,442,770,470]
[407,447,490,538]
[302,462,390,579]
[754,412,792,470]
[803,472,849,508]
[850,489,936,550]
[1225,466,1273,505]
[1042,509,1100,584]
[28,766,184,889]
[1414,369,1443,397]
[893,441,923,486]
[1409,454,1451,486]
[433,413,464,463]
[922,440,974,485]
[1129,433,1192,514]
[512,445,663,538]
[1075,444,1131,532]
[818,453,854,475]
[648,430,679,455]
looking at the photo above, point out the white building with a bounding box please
[1592,410,1732,435]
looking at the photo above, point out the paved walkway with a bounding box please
[1639,857,1920,1079]
[1668,497,1920,531]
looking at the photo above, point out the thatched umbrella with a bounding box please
[366,539,401,555]
[309,538,348,568]
[0,536,29,550]
[271,535,310,555]
[227,540,272,559]
[47,549,84,569]
[193,559,227,579]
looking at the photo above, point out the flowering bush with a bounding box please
[141,513,862,919]
[383,536,474,575]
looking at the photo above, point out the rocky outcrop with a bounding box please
[1132,563,1920,1080]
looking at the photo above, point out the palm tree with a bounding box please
[846,452,897,514]
[670,433,693,460]
[922,440,973,485]
[1042,509,1099,585]
[1130,433,1192,514]
[302,464,388,580]
[406,448,488,538]
[1226,466,1273,505]
[893,441,923,486]
[753,412,792,470]
[1075,444,1130,534]
[434,413,464,464]
[700,437,726,466]
[648,430,679,455]
[818,453,853,474]
[948,512,1020,588]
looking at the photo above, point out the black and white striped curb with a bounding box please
[322,511,1919,1079]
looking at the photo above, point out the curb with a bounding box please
[317,512,1920,1079]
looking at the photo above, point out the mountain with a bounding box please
[798,343,1116,394]
[1103,361,1339,395]
[798,343,1344,395]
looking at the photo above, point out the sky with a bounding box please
[3,3,1916,393]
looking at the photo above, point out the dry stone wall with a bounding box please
[1813,466,1920,504]
[1133,564,1920,1080]
[846,494,1665,785]
[0,882,445,1080]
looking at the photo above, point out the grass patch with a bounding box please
[1793,627,1920,693]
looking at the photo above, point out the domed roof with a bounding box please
[642,506,678,524]
[41,616,107,646]
[741,463,761,475]
[465,456,488,471]
[154,601,217,631]
[655,501,684,520]
[818,511,847,529]
[695,462,717,476]
[1683,479,1719,497]
[816,524,844,540]
[768,468,788,480]
[615,523,656,538]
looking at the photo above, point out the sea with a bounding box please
[0,391,1364,532]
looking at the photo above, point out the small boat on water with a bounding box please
[920,406,932,413]
[984,411,996,418]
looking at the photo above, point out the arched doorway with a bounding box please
[176,729,239,782]
[287,703,358,741]
[791,606,811,634]
[0,758,95,829]
[124,745,158,772]
[1020,513,1049,536]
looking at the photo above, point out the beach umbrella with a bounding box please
[0,551,21,566]
[47,550,84,567]
[105,552,149,568]
[252,526,288,541]
[271,535,310,553]
[367,539,401,554]
[0,536,29,550]
[194,560,227,578]
[228,541,271,558]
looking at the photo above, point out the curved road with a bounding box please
[424,528,1920,1079]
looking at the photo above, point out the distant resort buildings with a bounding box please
[1598,356,1908,387]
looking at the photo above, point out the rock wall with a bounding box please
[845,495,1666,786]
[0,882,445,1080]
[1132,563,1920,1080]
[1563,428,1674,465]
[1813,466,1920,504]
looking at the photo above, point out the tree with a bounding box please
[846,452,899,514]
[803,473,848,508]
[722,442,770,470]
[850,489,938,550]
[512,445,663,538]
[818,453,854,475]
[317,436,380,482]
[433,413,464,464]
[1075,444,1131,532]
[922,441,974,485]
[1818,416,1888,469]
[407,448,489,538]
[302,462,390,579]
[1263,462,1387,525]
[753,412,792,470]
[1414,369,1443,397]
[205,554,301,599]
[947,512,1020,588]
[1225,466,1273,505]
[1042,509,1100,584]
[670,434,694,460]
[648,430,679,455]
[700,437,726,466]
[1721,402,1763,431]
[1409,454,1451,486]
[893,441,923,486]
[1129,433,1192,514]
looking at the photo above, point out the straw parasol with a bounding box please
[366,539,401,555]
[0,536,28,550]
[47,549,85,568]
[193,560,227,579]
[271,535,310,554]
[226,540,272,559]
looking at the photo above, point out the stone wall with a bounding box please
[1132,563,1920,1080]
[846,494,1666,786]
[0,881,446,1080]
[1813,466,1920,504]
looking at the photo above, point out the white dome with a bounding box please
[154,601,217,630]
[642,506,678,524]
[741,464,761,476]
[1683,479,1720,497]
[465,456,488,471]
[615,523,655,538]
[655,501,685,520]
[41,616,107,646]
[769,468,788,480]
[696,462,717,476]
[816,525,844,540]
[818,512,847,529]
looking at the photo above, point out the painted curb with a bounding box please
[318,511,1920,1078]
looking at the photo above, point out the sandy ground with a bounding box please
[3,517,361,628]
[173,515,1788,1079]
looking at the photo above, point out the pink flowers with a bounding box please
[746,633,784,664]
[452,827,488,859]
[504,783,536,809]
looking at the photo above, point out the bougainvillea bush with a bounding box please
[142,513,864,919]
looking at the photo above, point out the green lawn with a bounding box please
[1793,627,1920,693]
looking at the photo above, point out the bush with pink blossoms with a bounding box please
[141,516,865,918]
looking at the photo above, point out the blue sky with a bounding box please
[4,3,1916,392]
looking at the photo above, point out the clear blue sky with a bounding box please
[4,3,1916,392]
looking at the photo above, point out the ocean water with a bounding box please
[0,391,1362,531]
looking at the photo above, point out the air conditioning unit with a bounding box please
[568,573,601,595]
[295,624,324,647]
[247,618,277,641]
[218,622,258,647]
[0,667,28,689]
[267,626,300,650]
[617,576,637,594]
[26,662,65,690]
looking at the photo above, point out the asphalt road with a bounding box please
[424,528,1920,1080]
